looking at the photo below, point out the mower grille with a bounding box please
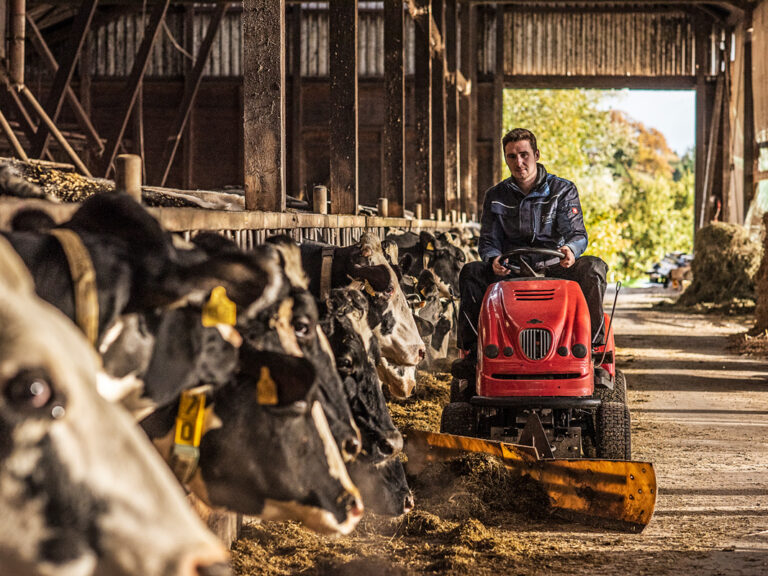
[519,328,552,360]
[514,288,555,301]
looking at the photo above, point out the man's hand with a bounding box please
[492,255,508,276]
[559,246,575,268]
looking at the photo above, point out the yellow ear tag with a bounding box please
[202,286,236,327]
[256,366,279,405]
[174,391,207,448]
[426,242,435,251]
[363,279,377,297]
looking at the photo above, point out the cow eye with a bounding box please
[293,318,312,338]
[4,370,57,413]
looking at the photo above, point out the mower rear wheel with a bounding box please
[596,369,627,404]
[596,401,631,460]
[440,402,476,436]
[449,378,474,403]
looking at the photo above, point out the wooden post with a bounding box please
[383,0,405,217]
[445,0,459,213]
[313,185,328,214]
[157,2,229,187]
[243,0,286,212]
[9,0,25,86]
[0,107,28,160]
[115,154,142,202]
[100,0,171,177]
[329,1,358,215]
[290,3,303,199]
[493,5,505,184]
[31,0,99,158]
[743,10,755,212]
[459,2,476,217]
[694,15,710,232]
[431,0,447,214]
[413,0,432,215]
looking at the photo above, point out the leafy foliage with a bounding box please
[502,89,694,280]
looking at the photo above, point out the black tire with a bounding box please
[596,401,631,460]
[440,402,476,436]
[449,378,474,403]
[596,369,627,404]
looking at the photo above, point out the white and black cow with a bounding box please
[301,233,425,398]
[0,236,230,576]
[385,230,466,297]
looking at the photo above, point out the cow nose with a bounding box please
[342,435,361,459]
[344,491,364,519]
[403,492,415,514]
[378,430,403,457]
[418,346,426,360]
[196,562,233,576]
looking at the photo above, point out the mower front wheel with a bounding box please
[440,402,476,437]
[595,369,627,404]
[596,401,631,460]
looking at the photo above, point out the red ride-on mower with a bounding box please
[405,248,656,531]
[442,247,629,460]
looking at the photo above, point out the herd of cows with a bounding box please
[0,188,478,576]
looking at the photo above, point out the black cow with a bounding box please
[386,230,466,297]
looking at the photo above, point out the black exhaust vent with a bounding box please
[514,288,555,301]
[519,328,552,360]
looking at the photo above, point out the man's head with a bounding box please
[502,128,540,190]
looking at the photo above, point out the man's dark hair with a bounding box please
[502,128,538,154]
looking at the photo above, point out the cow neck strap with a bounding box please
[49,229,99,346]
[170,387,211,484]
[320,247,335,300]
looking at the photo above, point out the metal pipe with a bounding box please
[19,85,92,177]
[0,108,28,160]
[9,0,25,86]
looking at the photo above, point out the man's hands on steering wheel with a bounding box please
[492,246,574,277]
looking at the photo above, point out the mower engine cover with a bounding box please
[477,278,594,397]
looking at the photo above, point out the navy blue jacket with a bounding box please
[478,164,588,265]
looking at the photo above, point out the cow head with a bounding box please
[419,231,465,296]
[322,288,402,463]
[348,458,413,517]
[0,237,229,576]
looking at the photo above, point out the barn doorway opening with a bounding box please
[502,88,696,282]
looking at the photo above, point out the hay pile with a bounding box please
[677,223,761,307]
[387,371,451,432]
[16,160,114,201]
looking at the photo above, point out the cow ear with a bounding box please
[239,347,316,406]
[350,264,392,294]
[399,253,414,275]
[419,231,437,251]
[414,315,435,338]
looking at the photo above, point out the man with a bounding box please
[453,128,608,379]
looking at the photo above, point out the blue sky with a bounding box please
[599,90,696,156]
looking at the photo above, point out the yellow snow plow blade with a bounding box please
[405,430,656,531]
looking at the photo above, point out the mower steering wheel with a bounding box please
[498,247,565,278]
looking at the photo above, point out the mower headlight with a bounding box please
[502,346,514,357]
[484,345,499,358]
[572,344,587,358]
[557,346,568,357]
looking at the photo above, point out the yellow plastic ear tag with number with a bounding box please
[363,279,377,297]
[202,286,236,327]
[426,242,435,251]
[256,366,279,405]
[174,391,206,447]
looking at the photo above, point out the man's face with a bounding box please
[504,139,540,186]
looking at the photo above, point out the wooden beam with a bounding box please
[0,107,29,160]
[702,71,724,227]
[31,0,98,159]
[25,15,104,156]
[243,0,286,211]
[492,5,504,184]
[432,0,446,215]
[384,0,405,217]
[289,3,303,200]
[413,0,432,215]
[181,4,195,189]
[99,0,171,177]
[156,2,229,187]
[329,0,358,215]
[9,0,25,86]
[460,1,476,217]
[500,74,698,89]
[445,0,459,213]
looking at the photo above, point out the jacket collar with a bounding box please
[506,163,549,197]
